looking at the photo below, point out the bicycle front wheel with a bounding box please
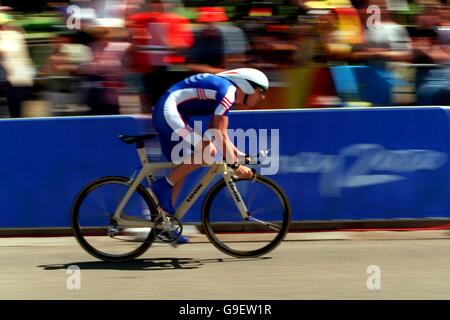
[202,175,291,258]
[71,176,158,262]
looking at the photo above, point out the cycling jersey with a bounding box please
[152,73,236,161]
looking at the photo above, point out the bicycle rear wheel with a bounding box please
[71,176,158,262]
[202,175,291,258]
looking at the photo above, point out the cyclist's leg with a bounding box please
[158,112,217,203]
[171,140,217,202]
[152,102,205,208]
[153,98,219,207]
[155,138,216,244]
[151,99,187,214]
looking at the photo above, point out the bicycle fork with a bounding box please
[223,172,250,220]
[224,171,281,232]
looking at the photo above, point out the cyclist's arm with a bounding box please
[209,115,253,179]
[209,115,242,164]
[211,85,248,163]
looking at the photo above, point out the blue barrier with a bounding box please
[178,107,450,222]
[0,115,152,228]
[1,107,450,229]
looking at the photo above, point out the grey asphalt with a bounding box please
[1,231,450,300]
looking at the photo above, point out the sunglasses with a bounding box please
[255,87,266,94]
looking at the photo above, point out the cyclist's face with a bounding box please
[245,88,266,107]
[234,88,266,109]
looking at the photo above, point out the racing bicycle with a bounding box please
[71,133,291,262]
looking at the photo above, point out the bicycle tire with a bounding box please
[202,175,291,258]
[71,176,158,262]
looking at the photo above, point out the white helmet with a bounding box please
[217,68,269,94]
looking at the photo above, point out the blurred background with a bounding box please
[0,0,448,117]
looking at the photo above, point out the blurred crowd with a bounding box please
[0,0,449,118]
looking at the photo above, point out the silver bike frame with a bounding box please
[112,146,250,228]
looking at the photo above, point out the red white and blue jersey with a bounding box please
[164,73,236,118]
[152,73,237,160]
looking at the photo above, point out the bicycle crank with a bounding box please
[154,214,183,243]
[107,219,120,238]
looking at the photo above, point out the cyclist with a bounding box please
[151,68,269,243]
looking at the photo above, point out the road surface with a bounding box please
[1,230,449,299]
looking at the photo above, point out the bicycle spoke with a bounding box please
[203,176,290,257]
[71,177,157,262]
[248,216,281,232]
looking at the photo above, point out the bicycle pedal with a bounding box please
[155,229,182,243]
[107,226,120,238]
[154,213,183,243]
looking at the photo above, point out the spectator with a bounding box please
[185,7,228,74]
[345,0,413,105]
[414,4,450,105]
[40,33,86,114]
[409,5,450,96]
[314,9,352,62]
[0,13,36,118]
[352,0,413,67]
[214,22,250,69]
[79,27,125,115]
[436,4,450,61]
[126,0,193,112]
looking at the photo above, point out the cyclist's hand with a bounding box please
[234,165,254,180]
[244,155,253,164]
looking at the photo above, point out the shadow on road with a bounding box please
[38,256,271,271]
